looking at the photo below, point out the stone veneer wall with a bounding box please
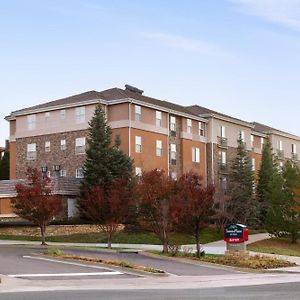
[16,130,88,179]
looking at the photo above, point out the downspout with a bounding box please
[167,112,170,176]
[128,101,132,156]
[211,118,214,184]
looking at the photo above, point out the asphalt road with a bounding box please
[0,246,136,280]
[2,282,300,300]
[0,245,240,278]
[64,247,240,276]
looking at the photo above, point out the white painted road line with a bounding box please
[8,271,123,278]
[22,255,122,273]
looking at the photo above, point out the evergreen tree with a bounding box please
[257,136,277,225]
[227,133,255,225]
[266,161,300,243]
[82,104,133,187]
[0,150,9,180]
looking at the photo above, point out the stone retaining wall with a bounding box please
[0,224,104,236]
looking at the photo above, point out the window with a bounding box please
[170,144,176,160]
[278,161,284,172]
[75,137,86,154]
[171,172,177,180]
[170,116,176,131]
[199,122,205,136]
[60,169,67,177]
[27,114,36,130]
[220,125,226,137]
[250,135,254,148]
[135,105,141,122]
[292,143,297,154]
[45,141,50,152]
[219,151,226,164]
[251,158,256,171]
[135,167,142,176]
[76,168,84,178]
[75,107,85,124]
[60,109,66,119]
[261,137,264,149]
[135,136,142,153]
[240,130,245,142]
[277,140,283,151]
[60,139,66,150]
[46,171,51,178]
[187,119,192,134]
[219,176,227,190]
[27,143,36,160]
[156,111,162,127]
[156,140,162,157]
[192,147,200,163]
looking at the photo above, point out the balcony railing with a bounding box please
[276,149,284,160]
[291,152,298,161]
[218,162,229,174]
[217,136,228,148]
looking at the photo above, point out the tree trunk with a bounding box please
[163,240,168,253]
[40,224,47,246]
[107,233,112,249]
[195,223,201,258]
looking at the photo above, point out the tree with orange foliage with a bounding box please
[177,172,215,258]
[12,167,62,245]
[78,178,132,248]
[135,169,179,253]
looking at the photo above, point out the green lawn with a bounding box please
[0,227,221,245]
[248,237,300,256]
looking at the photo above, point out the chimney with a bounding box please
[125,84,144,95]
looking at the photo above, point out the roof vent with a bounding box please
[125,84,144,95]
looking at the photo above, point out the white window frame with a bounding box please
[135,167,142,177]
[76,168,84,178]
[170,116,176,131]
[220,125,226,138]
[240,130,245,142]
[292,143,297,154]
[219,151,226,164]
[170,143,176,160]
[60,139,66,150]
[261,137,264,149]
[199,122,205,136]
[192,147,200,163]
[156,111,162,127]
[187,119,192,134]
[277,140,283,151]
[27,143,37,160]
[135,136,142,153]
[45,141,50,152]
[75,137,86,154]
[135,105,141,122]
[251,158,256,171]
[75,107,85,124]
[250,135,254,148]
[27,114,36,131]
[60,169,67,177]
[156,140,162,157]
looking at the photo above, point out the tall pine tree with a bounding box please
[266,161,300,243]
[257,136,277,225]
[82,104,133,187]
[227,133,255,225]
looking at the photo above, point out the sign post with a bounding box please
[224,224,248,255]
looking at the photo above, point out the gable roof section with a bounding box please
[7,87,206,122]
[186,105,253,128]
[252,122,300,141]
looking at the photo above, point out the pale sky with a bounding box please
[1,0,300,146]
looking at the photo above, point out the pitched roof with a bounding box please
[186,105,253,127]
[252,122,300,140]
[8,86,203,120]
[0,177,81,198]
